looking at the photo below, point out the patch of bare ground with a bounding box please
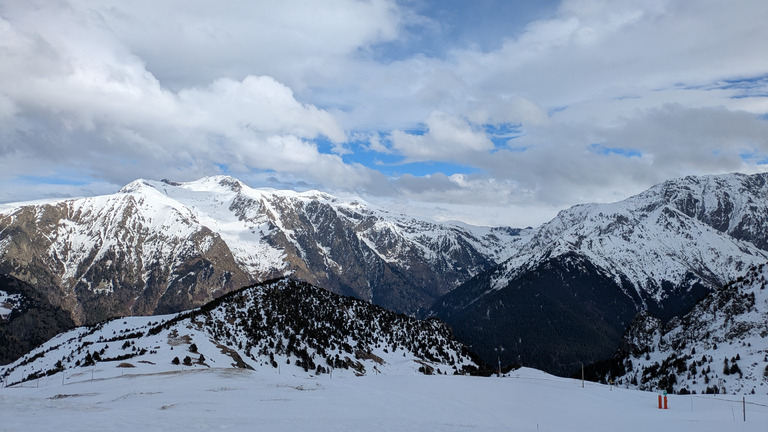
[167,329,192,346]
[48,393,99,399]
[215,342,253,370]
[355,349,385,365]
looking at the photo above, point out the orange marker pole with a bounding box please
[658,395,662,409]
[663,395,668,410]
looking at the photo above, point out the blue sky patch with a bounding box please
[739,151,768,165]
[589,143,642,158]
[17,175,91,186]
[366,0,560,63]
[485,122,523,148]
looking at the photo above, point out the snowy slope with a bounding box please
[0,278,480,387]
[1,366,767,431]
[142,176,527,277]
[606,262,768,396]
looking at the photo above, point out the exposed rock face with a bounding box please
[431,172,768,376]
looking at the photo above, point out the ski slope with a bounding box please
[1,367,766,431]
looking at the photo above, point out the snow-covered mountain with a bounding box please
[3,172,767,375]
[0,277,480,387]
[432,172,768,376]
[468,173,767,314]
[0,176,526,329]
[598,262,768,395]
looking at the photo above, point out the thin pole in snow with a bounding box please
[581,363,584,388]
[742,396,745,422]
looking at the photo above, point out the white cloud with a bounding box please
[178,76,346,143]
[85,0,404,91]
[390,112,493,162]
[2,0,768,227]
[0,1,372,196]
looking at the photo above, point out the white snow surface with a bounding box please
[1,366,766,431]
[0,290,22,319]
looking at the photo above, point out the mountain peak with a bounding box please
[118,178,158,194]
[184,175,246,193]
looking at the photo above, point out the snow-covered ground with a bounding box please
[1,367,766,431]
[0,290,21,319]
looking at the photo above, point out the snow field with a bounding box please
[1,367,767,432]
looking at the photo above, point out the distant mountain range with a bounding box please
[1,172,767,378]
[0,278,481,386]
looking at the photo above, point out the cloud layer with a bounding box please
[1,0,767,227]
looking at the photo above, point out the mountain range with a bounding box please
[0,176,523,324]
[1,172,767,376]
[431,173,768,375]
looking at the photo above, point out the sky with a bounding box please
[1,0,768,227]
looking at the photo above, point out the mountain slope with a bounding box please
[0,278,480,386]
[0,186,253,325]
[488,173,768,316]
[0,274,75,364]
[596,262,768,395]
[433,252,641,376]
[432,172,768,376]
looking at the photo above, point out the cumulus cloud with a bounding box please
[0,0,386,200]
[389,112,493,162]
